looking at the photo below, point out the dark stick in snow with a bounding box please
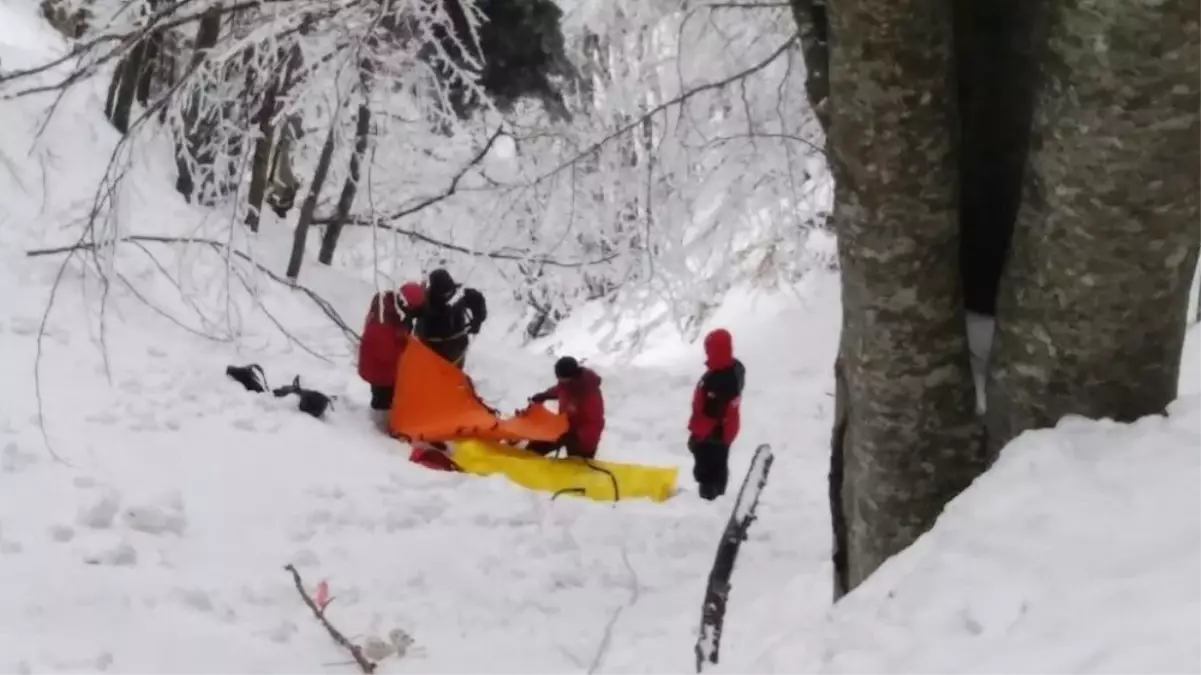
[693,443,774,673]
[284,564,377,674]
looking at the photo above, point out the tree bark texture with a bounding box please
[107,40,149,134]
[827,0,986,591]
[244,68,279,233]
[986,0,1201,456]
[788,0,829,132]
[317,101,371,264]
[319,32,381,265]
[266,39,307,218]
[286,119,339,280]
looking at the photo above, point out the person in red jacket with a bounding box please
[358,282,425,428]
[527,357,606,459]
[687,328,746,500]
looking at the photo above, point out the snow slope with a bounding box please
[0,4,835,672]
[737,325,1201,674]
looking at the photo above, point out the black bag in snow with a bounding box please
[226,364,269,393]
[272,375,335,419]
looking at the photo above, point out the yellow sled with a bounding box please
[450,438,679,503]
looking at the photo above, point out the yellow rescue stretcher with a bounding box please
[450,439,679,503]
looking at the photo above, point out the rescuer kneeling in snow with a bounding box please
[526,356,606,459]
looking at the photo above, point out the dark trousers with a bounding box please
[688,437,730,501]
[527,430,592,459]
[370,385,394,411]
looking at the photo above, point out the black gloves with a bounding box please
[530,392,550,404]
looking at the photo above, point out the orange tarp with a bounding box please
[389,337,569,443]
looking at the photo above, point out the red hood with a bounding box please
[704,329,735,369]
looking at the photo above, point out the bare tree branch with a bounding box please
[284,564,376,674]
[314,125,505,227]
[533,36,798,185]
[26,236,360,345]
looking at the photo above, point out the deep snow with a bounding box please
[2,2,1199,673]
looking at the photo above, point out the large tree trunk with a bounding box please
[985,0,1201,455]
[827,0,986,593]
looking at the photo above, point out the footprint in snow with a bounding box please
[384,510,420,532]
[305,485,346,500]
[258,620,298,644]
[2,443,38,473]
[81,538,137,566]
[76,489,121,529]
[84,411,120,426]
[123,503,187,536]
[50,525,75,542]
[290,548,320,567]
[174,588,214,614]
[8,317,41,336]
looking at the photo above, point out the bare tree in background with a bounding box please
[795,0,1200,598]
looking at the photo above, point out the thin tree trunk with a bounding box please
[136,30,161,105]
[266,36,308,218]
[986,0,1201,455]
[157,34,177,124]
[245,69,279,232]
[827,0,986,592]
[317,102,371,264]
[175,4,222,202]
[108,40,148,134]
[286,119,339,280]
[318,40,379,265]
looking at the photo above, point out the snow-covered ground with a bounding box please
[2,2,1199,672]
[0,4,834,672]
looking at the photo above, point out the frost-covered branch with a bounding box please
[26,236,360,345]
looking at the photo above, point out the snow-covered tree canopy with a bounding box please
[5,0,831,341]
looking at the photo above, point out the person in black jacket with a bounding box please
[412,268,487,368]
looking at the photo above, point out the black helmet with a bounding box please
[554,356,581,379]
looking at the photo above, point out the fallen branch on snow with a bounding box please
[693,443,775,673]
[284,564,377,674]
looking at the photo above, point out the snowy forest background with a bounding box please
[20,0,831,343]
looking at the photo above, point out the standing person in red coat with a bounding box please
[358,282,425,429]
[687,328,746,500]
[527,357,606,459]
